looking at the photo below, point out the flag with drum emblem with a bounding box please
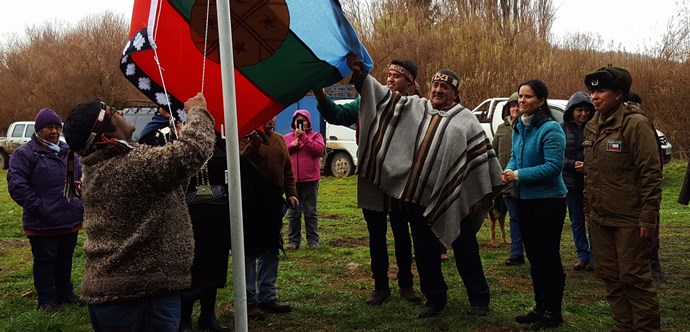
[120,0,373,136]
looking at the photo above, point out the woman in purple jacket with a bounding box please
[284,109,325,249]
[7,108,84,312]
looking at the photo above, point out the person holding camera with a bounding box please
[284,110,325,249]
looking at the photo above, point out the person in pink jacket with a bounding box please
[284,109,326,249]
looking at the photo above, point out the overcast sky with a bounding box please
[0,0,680,53]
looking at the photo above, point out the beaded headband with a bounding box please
[431,73,459,90]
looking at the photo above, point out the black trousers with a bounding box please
[407,204,490,310]
[518,197,566,314]
[363,208,414,290]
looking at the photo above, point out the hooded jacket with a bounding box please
[8,135,83,234]
[583,102,662,229]
[78,108,215,304]
[284,110,325,183]
[561,91,594,190]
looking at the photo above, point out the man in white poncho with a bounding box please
[346,54,504,318]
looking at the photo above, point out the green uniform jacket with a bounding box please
[583,102,662,229]
[492,116,515,197]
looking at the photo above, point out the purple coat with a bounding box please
[7,135,83,232]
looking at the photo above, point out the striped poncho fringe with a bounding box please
[358,75,504,247]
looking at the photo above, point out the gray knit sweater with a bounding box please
[79,108,215,304]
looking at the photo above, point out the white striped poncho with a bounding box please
[357,75,504,247]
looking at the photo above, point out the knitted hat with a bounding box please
[584,65,632,93]
[35,108,62,131]
[64,99,117,155]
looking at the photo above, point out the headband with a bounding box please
[83,104,107,153]
[389,64,415,83]
[431,73,459,90]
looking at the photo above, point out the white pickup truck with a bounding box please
[0,121,37,169]
[471,97,672,164]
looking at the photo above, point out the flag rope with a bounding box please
[151,0,178,139]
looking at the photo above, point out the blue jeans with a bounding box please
[88,293,181,332]
[287,181,319,246]
[504,197,524,258]
[566,189,593,261]
[28,232,78,306]
[245,250,279,305]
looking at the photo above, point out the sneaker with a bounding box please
[258,299,292,314]
[365,289,391,305]
[466,305,489,316]
[530,311,563,330]
[515,309,544,324]
[285,242,299,250]
[418,305,443,318]
[585,260,595,271]
[399,287,422,303]
[505,255,525,266]
[246,305,265,321]
[308,243,320,249]
[573,259,589,271]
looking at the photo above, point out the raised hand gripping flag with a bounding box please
[120,0,373,136]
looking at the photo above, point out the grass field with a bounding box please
[1,160,689,331]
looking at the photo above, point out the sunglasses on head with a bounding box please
[99,101,121,120]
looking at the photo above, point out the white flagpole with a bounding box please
[216,1,248,331]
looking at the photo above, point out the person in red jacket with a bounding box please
[284,110,326,249]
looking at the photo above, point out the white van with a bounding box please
[322,99,358,177]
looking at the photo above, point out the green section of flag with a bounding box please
[238,32,342,106]
[170,0,194,19]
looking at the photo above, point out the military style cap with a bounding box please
[584,65,632,93]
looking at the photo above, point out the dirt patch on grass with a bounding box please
[328,236,367,248]
[0,238,26,249]
[320,213,345,221]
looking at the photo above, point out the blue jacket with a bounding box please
[507,113,567,199]
[7,135,83,232]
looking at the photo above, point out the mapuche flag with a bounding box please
[120,0,373,136]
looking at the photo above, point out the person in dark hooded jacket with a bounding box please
[562,91,595,271]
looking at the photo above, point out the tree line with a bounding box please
[0,0,688,156]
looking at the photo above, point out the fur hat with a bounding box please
[584,65,632,93]
[35,108,62,131]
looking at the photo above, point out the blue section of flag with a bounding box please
[287,0,374,77]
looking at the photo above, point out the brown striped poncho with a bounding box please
[357,75,504,246]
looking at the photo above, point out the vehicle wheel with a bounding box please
[329,152,353,178]
[0,151,8,170]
